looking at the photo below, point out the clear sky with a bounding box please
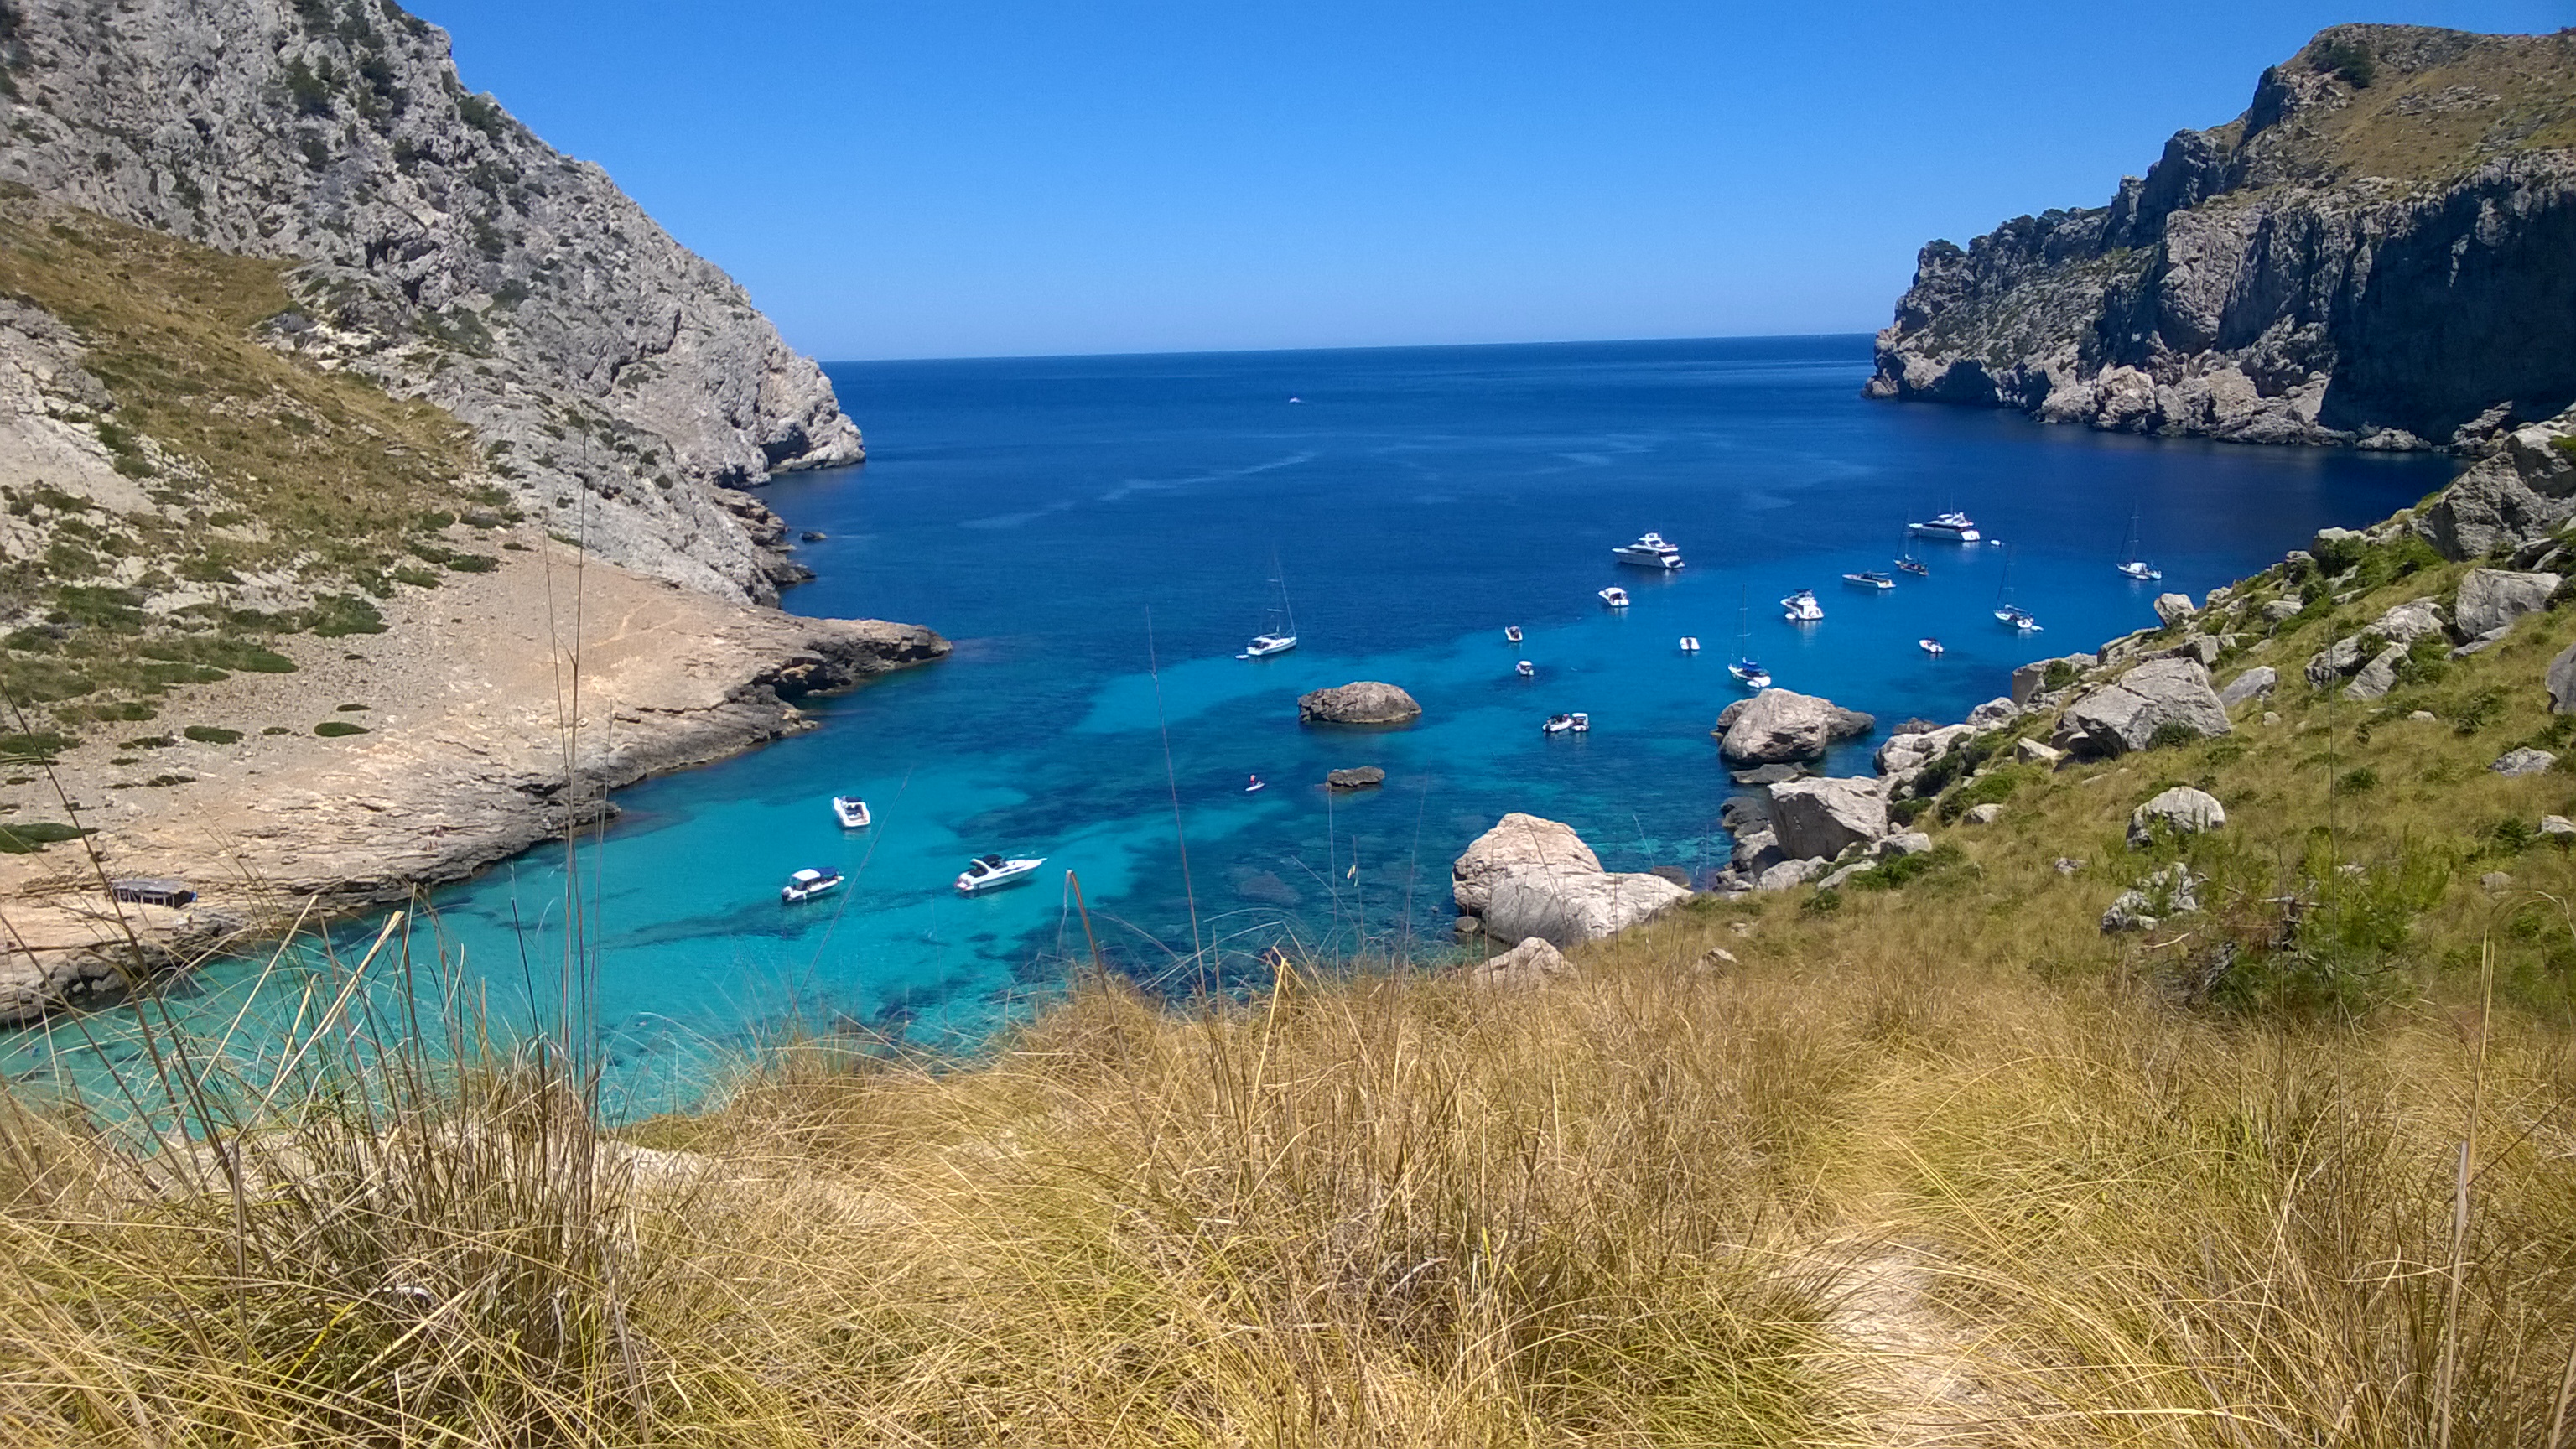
[408,1,2569,361]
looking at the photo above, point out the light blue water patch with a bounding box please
[3,336,2459,1116]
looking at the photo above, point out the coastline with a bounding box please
[0,538,947,1026]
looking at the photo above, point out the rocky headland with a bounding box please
[1867,25,2575,451]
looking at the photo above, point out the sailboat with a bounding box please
[1992,550,2044,632]
[1896,526,1929,577]
[1237,555,1299,658]
[1727,589,1770,689]
[2115,506,2163,582]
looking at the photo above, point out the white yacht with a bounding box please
[1598,586,1630,609]
[1919,637,1945,657]
[1729,659,1771,689]
[1542,712,1591,735]
[1841,570,1896,591]
[1239,555,1299,659]
[780,867,844,904]
[1678,636,1701,653]
[1781,589,1824,623]
[956,854,1046,894]
[1239,632,1297,659]
[1515,658,1535,678]
[2115,507,2162,581]
[1909,512,1983,543]
[1504,625,1524,643]
[1612,532,1685,569]
[829,796,871,829]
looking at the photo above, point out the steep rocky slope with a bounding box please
[1867,24,2576,451]
[0,0,860,600]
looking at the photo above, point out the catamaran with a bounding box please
[1909,511,1982,543]
[956,854,1046,893]
[2116,506,2163,581]
[1612,532,1685,569]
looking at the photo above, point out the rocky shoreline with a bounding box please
[0,543,946,1027]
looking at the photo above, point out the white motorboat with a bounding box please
[1781,588,1824,623]
[1515,658,1535,678]
[1919,638,1945,656]
[1841,570,1896,591]
[1678,636,1701,653]
[1542,712,1590,735]
[1729,660,1771,689]
[1598,586,1630,608]
[1612,532,1685,569]
[1909,511,1982,543]
[1504,625,1524,643]
[781,867,844,904]
[2116,506,2162,581]
[829,796,871,829]
[956,854,1046,893]
[1239,632,1297,658]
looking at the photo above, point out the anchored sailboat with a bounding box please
[1237,554,1299,658]
[2116,506,2163,582]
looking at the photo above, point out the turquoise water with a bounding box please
[6,336,2454,1111]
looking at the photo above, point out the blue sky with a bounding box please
[410,1,2569,361]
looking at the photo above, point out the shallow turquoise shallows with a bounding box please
[4,336,2454,1114]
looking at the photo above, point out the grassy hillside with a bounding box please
[4,496,2575,1444]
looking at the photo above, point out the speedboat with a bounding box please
[1515,659,1535,678]
[1919,638,1945,657]
[1841,571,1896,591]
[1238,632,1297,659]
[1542,712,1590,735]
[1896,558,1929,578]
[1611,532,1685,569]
[1781,589,1824,623]
[1994,605,2044,633]
[1504,625,1524,643]
[1598,586,1629,609]
[956,854,1046,893]
[1678,636,1701,653]
[1729,659,1771,689]
[829,796,872,829]
[2116,559,2163,582]
[1909,512,1982,543]
[781,867,844,904]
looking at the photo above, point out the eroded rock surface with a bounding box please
[1298,682,1422,726]
[2054,658,2232,756]
[1716,689,1875,765]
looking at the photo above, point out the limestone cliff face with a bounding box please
[0,0,860,600]
[1867,25,2576,452]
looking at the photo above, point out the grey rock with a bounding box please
[1715,688,1875,765]
[2014,737,2065,766]
[1484,870,1690,946]
[1963,802,2005,825]
[2053,857,2086,875]
[2481,871,2516,892]
[1750,858,1826,893]
[1876,723,1976,774]
[2054,657,2232,756]
[1966,697,2021,730]
[2011,652,2096,705]
[1817,861,1867,891]
[1728,762,1810,786]
[2153,593,2198,626]
[2162,635,2225,667]
[2491,748,2558,777]
[1452,813,1600,915]
[1730,828,1786,874]
[2128,786,2227,847]
[1883,832,1935,858]
[2542,815,2576,837]
[2313,527,2366,560]
[0,0,867,605]
[1461,937,1574,991]
[2101,863,2203,933]
[1718,796,1772,834]
[2344,644,2407,701]
[2262,711,2283,725]
[2218,666,2277,707]
[1297,682,1421,725]
[1325,766,1387,790]
[2410,710,2439,722]
[1696,947,1738,969]
[2261,599,2304,624]
[2553,640,2576,714]
[2418,423,2576,559]
[1767,776,1888,860]
[2454,568,2562,640]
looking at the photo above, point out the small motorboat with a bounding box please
[1515,659,1535,678]
[781,867,844,904]
[1919,638,1945,657]
[1504,625,1524,644]
[829,796,872,829]
[1611,532,1685,569]
[1729,659,1771,689]
[1542,712,1591,735]
[1678,636,1701,653]
[1896,558,1929,578]
[956,854,1046,894]
[1781,589,1824,623]
[1598,586,1630,609]
[1841,571,1896,591]
[1238,632,1297,659]
[1909,512,1982,543]
[1245,774,1265,792]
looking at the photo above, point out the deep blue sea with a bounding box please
[6,336,2454,1111]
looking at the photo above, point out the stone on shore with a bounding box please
[1767,776,1888,861]
[2053,657,2231,757]
[2455,568,2561,641]
[1877,723,1974,774]
[1715,689,1874,765]
[1298,681,1421,725]
[1483,870,1690,948]
[2012,653,2096,706]
[1460,937,1574,991]
[2153,592,2197,626]
[2127,787,2226,847]
[1325,766,1386,790]
[1452,813,1600,914]
[1966,697,2020,730]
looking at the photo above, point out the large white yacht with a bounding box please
[1239,632,1297,658]
[1781,589,1825,623]
[956,854,1046,894]
[1612,532,1685,569]
[1909,512,1983,543]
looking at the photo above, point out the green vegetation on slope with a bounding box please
[2276,26,2576,186]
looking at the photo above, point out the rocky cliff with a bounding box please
[1867,25,2576,451]
[0,0,860,600]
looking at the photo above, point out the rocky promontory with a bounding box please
[1298,682,1422,726]
[1867,25,2576,451]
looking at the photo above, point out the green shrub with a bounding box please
[0,730,73,762]
[1846,842,1968,891]
[2337,766,2379,793]
[1937,764,2033,823]
[2042,660,2077,692]
[2315,34,2376,86]
[2147,721,2205,750]
[182,725,242,744]
[307,594,386,638]
[0,821,91,853]
[313,720,370,738]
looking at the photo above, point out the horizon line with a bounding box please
[817,329,1883,369]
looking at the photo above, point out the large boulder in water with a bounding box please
[1767,776,1888,861]
[1714,689,1875,765]
[1298,681,1421,725]
[1452,813,1600,915]
[2052,658,2231,757]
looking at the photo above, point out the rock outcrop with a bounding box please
[1452,813,1601,916]
[2102,864,2204,933]
[1452,813,1688,946]
[1867,26,2576,452]
[2054,658,2232,756]
[1459,937,1574,992]
[1325,766,1386,790]
[2128,787,2228,847]
[1298,682,1422,726]
[2417,418,2576,557]
[0,0,863,603]
[2455,568,2563,639]
[1715,689,1875,765]
[1767,776,1888,861]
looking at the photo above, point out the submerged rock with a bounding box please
[1325,766,1387,790]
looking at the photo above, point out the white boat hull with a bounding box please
[830,797,871,828]
[1239,634,1297,659]
[956,857,1047,893]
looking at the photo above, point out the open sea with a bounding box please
[5,335,2456,1113]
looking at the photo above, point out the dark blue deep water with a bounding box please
[6,336,2456,1110]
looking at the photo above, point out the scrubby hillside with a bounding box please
[0,0,861,601]
[1867,24,2576,450]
